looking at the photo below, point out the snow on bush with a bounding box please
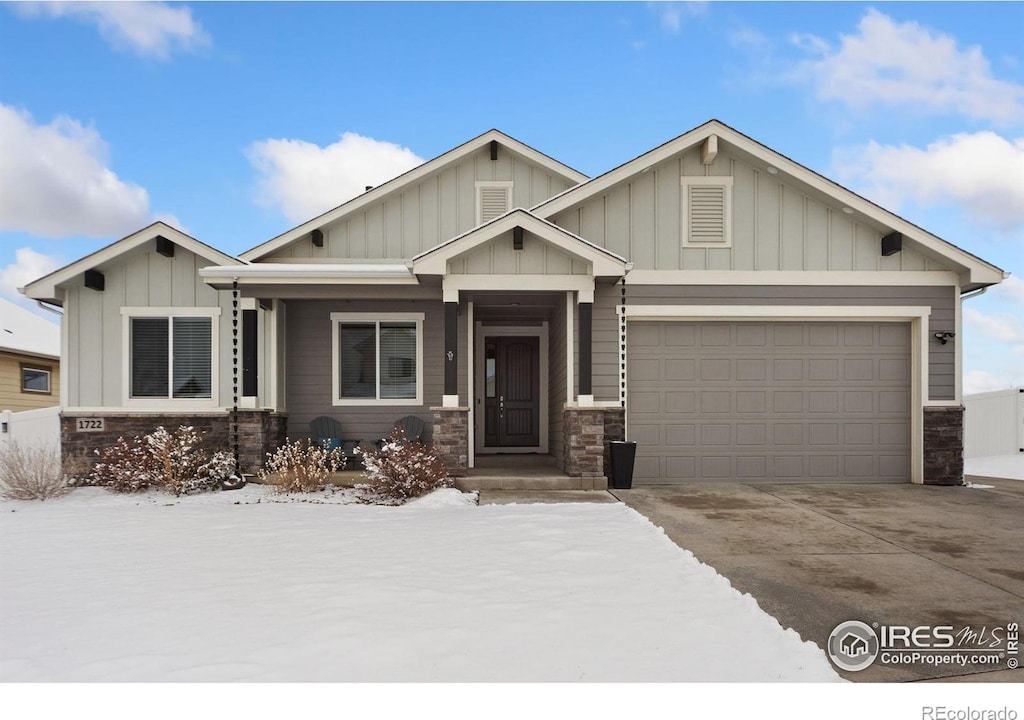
[0,441,69,500]
[91,426,234,495]
[357,430,451,504]
[257,438,342,493]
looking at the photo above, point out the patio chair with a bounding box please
[375,415,426,450]
[309,416,362,470]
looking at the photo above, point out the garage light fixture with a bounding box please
[933,332,956,345]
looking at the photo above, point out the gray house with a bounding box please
[23,120,1005,487]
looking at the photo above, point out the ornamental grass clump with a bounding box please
[92,426,233,495]
[258,438,342,493]
[358,430,451,504]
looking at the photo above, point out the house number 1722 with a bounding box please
[75,418,105,432]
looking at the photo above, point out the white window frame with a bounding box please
[20,365,52,394]
[120,307,221,409]
[331,312,424,407]
[475,180,514,225]
[681,176,733,248]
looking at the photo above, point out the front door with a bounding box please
[484,337,540,447]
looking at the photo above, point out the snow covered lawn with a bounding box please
[0,486,839,682]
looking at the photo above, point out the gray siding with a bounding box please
[265,148,575,262]
[284,297,467,443]
[595,284,956,402]
[63,245,232,408]
[551,147,955,274]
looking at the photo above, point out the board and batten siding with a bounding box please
[594,284,956,402]
[284,298,468,443]
[550,146,954,275]
[264,147,575,263]
[447,229,590,276]
[63,245,233,409]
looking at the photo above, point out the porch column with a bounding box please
[443,301,459,407]
[577,300,593,406]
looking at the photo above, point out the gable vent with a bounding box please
[681,177,733,248]
[476,181,513,225]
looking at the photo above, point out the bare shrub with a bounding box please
[0,441,69,500]
[144,426,233,496]
[258,438,342,493]
[358,431,451,504]
[92,426,233,495]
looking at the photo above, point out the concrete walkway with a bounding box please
[613,481,1024,682]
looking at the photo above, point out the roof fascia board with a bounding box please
[533,120,1003,286]
[240,130,589,263]
[23,222,243,302]
[412,209,627,276]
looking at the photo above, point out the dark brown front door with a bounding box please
[484,337,540,447]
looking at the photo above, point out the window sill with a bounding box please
[333,398,422,407]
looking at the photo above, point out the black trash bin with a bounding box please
[609,441,637,490]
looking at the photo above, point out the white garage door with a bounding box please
[627,321,912,483]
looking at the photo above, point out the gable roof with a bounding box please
[239,129,589,262]
[412,208,629,277]
[0,298,60,360]
[533,119,1005,289]
[22,222,243,305]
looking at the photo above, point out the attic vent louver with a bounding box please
[476,181,513,224]
[681,177,733,248]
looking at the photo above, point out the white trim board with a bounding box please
[624,270,961,286]
[621,305,931,484]
[330,312,425,407]
[414,208,628,278]
[119,306,222,410]
[24,223,243,305]
[444,274,596,303]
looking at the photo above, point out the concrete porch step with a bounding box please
[455,475,608,491]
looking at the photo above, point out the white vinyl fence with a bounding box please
[0,406,61,449]
[963,388,1024,459]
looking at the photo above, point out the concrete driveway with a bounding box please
[612,479,1024,682]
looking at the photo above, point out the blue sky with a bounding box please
[0,1,1021,391]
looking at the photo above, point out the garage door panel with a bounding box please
[628,321,911,484]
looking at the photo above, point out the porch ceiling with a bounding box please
[468,291,563,323]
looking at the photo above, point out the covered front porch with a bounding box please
[199,209,629,485]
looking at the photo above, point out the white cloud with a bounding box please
[834,132,1024,232]
[0,248,63,301]
[964,370,1020,395]
[653,2,707,34]
[964,307,1024,344]
[793,8,1024,124]
[0,104,151,239]
[992,275,1024,305]
[14,1,209,59]
[247,133,424,223]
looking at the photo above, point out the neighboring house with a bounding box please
[0,298,60,413]
[23,120,1005,487]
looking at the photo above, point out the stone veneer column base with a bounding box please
[563,407,606,480]
[431,407,469,477]
[61,411,288,475]
[923,406,964,486]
